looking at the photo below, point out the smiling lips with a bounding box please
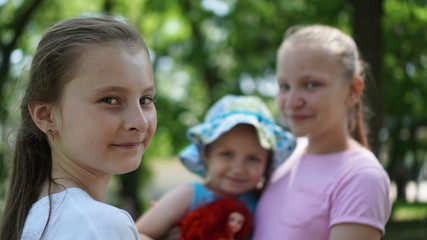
[288,113,311,123]
[227,176,247,184]
[111,141,143,149]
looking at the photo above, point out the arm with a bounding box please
[139,233,155,240]
[329,223,381,240]
[136,184,193,239]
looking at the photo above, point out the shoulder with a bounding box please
[331,148,392,212]
[64,188,133,221]
[342,147,389,181]
[189,181,205,191]
[64,190,138,239]
[57,188,138,238]
[24,188,139,239]
[327,147,390,196]
[191,182,213,197]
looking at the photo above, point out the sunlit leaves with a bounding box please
[383,0,427,117]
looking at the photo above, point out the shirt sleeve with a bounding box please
[329,166,392,234]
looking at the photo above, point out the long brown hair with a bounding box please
[0,16,147,240]
[283,25,369,148]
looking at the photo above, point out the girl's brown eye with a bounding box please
[101,97,119,105]
[248,156,261,163]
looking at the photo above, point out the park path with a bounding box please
[144,158,201,200]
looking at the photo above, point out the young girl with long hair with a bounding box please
[0,16,156,239]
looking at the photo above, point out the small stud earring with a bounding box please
[47,128,55,140]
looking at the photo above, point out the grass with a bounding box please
[382,200,427,240]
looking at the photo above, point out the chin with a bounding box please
[290,129,308,137]
[117,159,142,174]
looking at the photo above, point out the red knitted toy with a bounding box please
[179,198,252,240]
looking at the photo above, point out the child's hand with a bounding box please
[160,226,181,240]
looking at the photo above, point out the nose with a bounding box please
[124,104,149,133]
[286,89,304,109]
[230,158,246,175]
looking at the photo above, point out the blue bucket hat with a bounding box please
[179,95,296,177]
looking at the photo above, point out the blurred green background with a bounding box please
[0,0,426,238]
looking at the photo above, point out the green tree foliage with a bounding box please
[1,0,426,216]
[381,0,427,200]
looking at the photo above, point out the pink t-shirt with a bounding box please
[253,138,392,240]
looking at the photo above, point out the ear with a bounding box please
[28,102,56,133]
[346,76,364,106]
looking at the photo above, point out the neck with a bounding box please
[305,125,355,154]
[204,182,240,197]
[52,171,110,202]
[40,161,111,202]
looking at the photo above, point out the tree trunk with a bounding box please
[349,0,384,156]
[0,0,45,189]
[120,169,142,220]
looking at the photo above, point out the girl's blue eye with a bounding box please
[140,97,154,105]
[307,82,320,89]
[101,97,119,105]
[279,83,290,91]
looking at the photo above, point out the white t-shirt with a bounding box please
[22,188,139,240]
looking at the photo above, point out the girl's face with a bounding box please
[276,43,351,140]
[204,124,269,196]
[52,44,156,178]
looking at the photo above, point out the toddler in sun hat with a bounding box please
[179,94,296,177]
[136,94,296,240]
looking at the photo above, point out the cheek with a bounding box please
[205,166,220,180]
[276,94,286,112]
[306,92,325,109]
[205,160,220,176]
[208,158,230,175]
[314,94,336,112]
[250,164,266,180]
[146,109,157,135]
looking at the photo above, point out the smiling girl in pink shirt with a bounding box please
[254,25,392,240]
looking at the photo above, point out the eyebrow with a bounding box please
[299,70,331,80]
[93,85,156,95]
[278,72,330,83]
[94,86,126,93]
